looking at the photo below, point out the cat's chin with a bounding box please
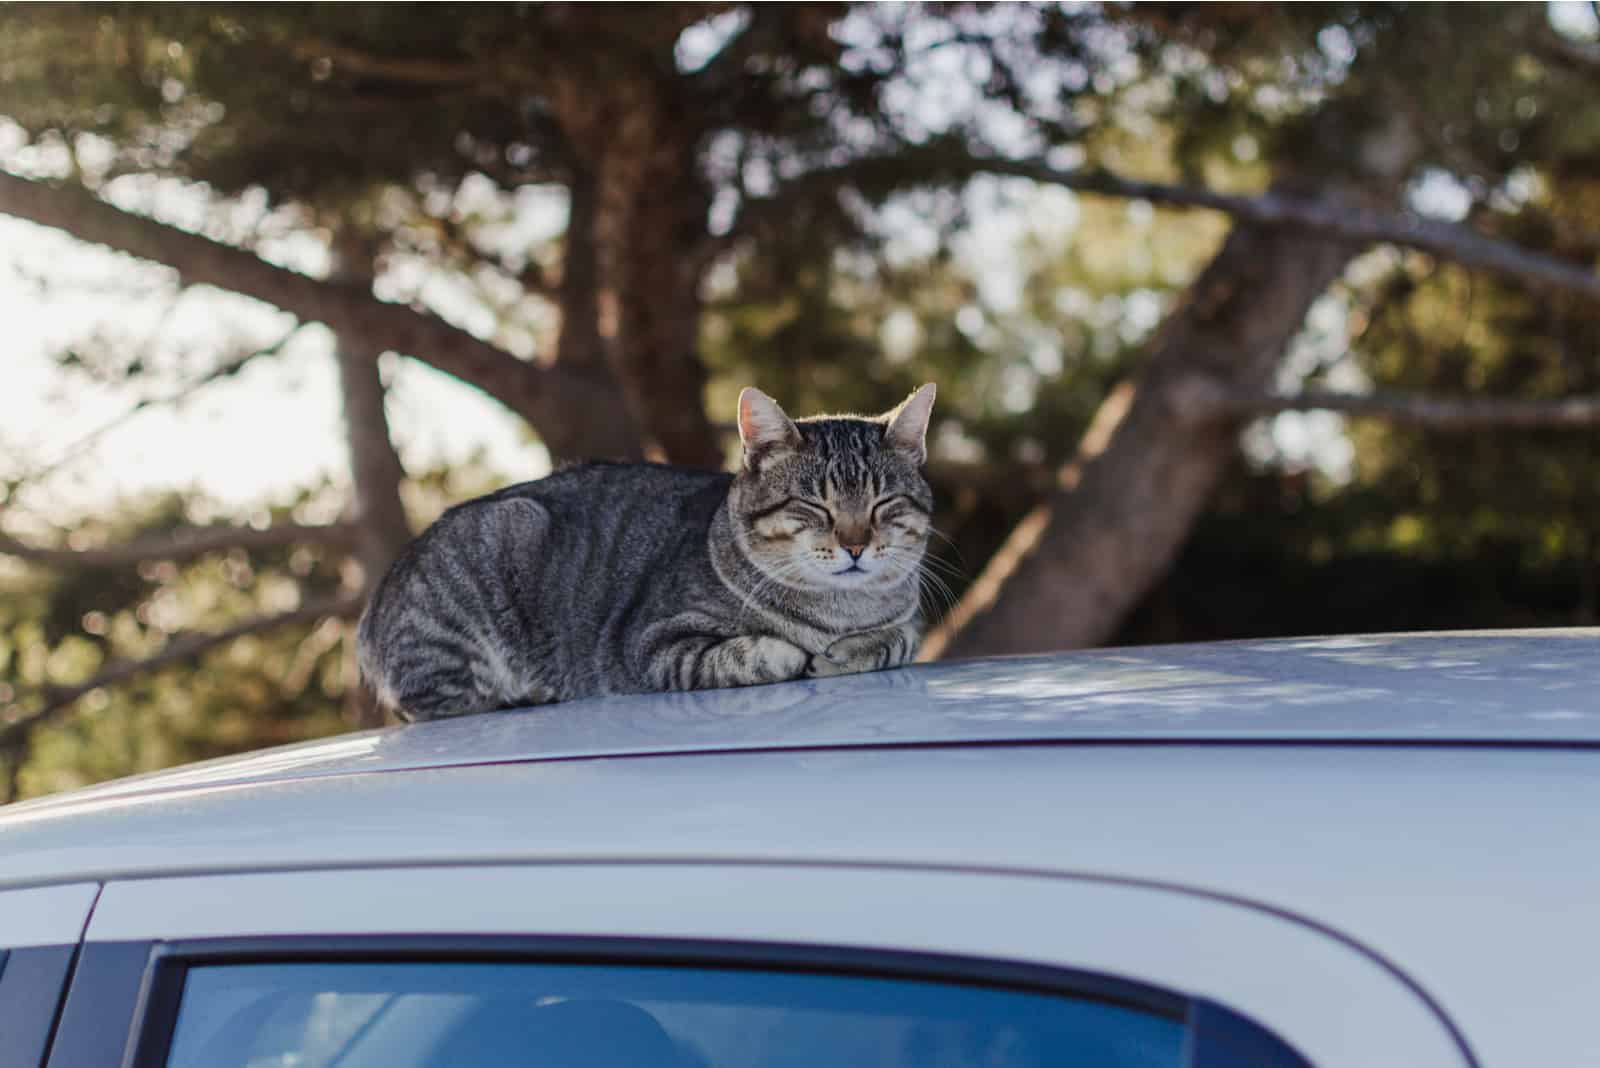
[809,566,899,592]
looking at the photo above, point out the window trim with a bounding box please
[114,934,1308,1068]
[0,945,77,1068]
[41,942,150,1068]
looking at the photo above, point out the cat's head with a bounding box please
[729,385,936,592]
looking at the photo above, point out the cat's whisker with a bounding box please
[893,546,965,591]
[901,566,944,621]
[913,561,961,620]
[921,562,966,597]
[923,583,959,624]
[916,552,966,580]
[913,574,943,619]
[926,524,966,562]
[882,555,939,617]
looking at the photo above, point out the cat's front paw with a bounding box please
[807,624,919,678]
[753,636,813,683]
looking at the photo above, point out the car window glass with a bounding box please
[162,961,1185,1068]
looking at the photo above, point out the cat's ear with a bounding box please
[883,383,936,464]
[737,387,801,466]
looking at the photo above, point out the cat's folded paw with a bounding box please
[808,624,920,678]
[808,632,882,677]
[757,636,812,682]
[804,656,845,679]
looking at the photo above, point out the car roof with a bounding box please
[8,628,1597,813]
[6,629,1596,1068]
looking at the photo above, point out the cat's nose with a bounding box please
[839,540,869,559]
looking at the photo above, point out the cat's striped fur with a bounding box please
[357,385,936,721]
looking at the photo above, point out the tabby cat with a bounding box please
[357,385,937,721]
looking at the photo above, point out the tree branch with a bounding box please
[1213,385,1600,430]
[291,37,493,89]
[0,521,358,569]
[426,213,561,301]
[1015,164,1600,301]
[0,592,364,747]
[0,171,644,460]
[734,147,1600,302]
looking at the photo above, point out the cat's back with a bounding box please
[400,461,732,579]
[483,461,733,515]
[377,462,728,582]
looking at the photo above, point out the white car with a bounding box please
[2,630,1597,1068]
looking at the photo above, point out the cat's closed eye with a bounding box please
[787,500,833,527]
[871,495,924,531]
[751,498,829,539]
[870,494,912,519]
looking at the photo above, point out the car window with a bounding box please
[161,961,1185,1068]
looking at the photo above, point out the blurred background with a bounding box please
[2,3,1599,801]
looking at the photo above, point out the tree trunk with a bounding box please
[336,337,412,729]
[0,739,23,805]
[554,163,607,370]
[611,143,720,468]
[546,72,723,468]
[336,343,412,587]
[332,233,415,726]
[330,232,414,581]
[926,121,1419,660]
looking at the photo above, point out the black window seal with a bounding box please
[121,933,1312,1068]
[134,933,1186,1012]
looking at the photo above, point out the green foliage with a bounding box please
[0,491,349,799]
[15,621,349,799]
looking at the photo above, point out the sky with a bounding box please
[0,174,562,527]
[0,234,553,517]
[2,2,1596,531]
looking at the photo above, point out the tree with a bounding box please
[926,4,1600,655]
[4,4,1600,796]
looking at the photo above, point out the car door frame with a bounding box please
[48,862,1476,1068]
